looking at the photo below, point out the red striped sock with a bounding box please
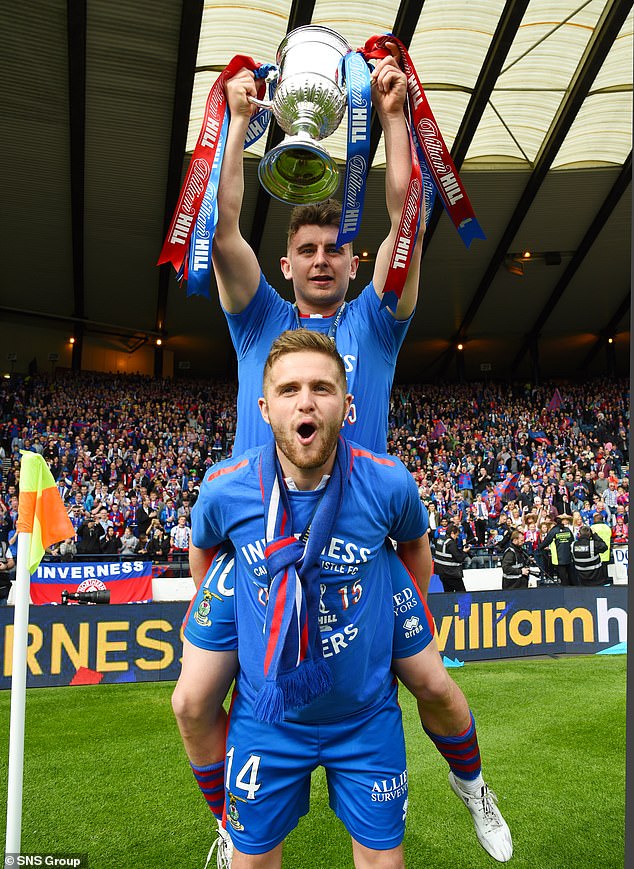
[423,711,482,781]
[190,760,225,819]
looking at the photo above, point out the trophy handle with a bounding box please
[248,95,273,110]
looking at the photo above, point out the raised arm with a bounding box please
[211,68,263,314]
[370,48,424,321]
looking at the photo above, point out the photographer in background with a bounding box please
[76,516,103,555]
[501,530,540,590]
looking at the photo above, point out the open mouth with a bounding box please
[310,275,332,284]
[297,422,317,444]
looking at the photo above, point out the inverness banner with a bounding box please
[30,561,153,606]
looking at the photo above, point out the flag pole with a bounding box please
[5,451,74,855]
[5,530,33,855]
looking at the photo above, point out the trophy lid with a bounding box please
[276,24,352,64]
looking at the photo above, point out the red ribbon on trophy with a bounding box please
[360,34,485,307]
[382,127,423,313]
[157,55,267,272]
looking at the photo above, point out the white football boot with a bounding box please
[449,771,513,862]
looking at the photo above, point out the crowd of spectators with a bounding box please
[387,380,629,575]
[0,372,236,567]
[0,371,629,582]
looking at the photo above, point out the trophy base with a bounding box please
[258,138,340,205]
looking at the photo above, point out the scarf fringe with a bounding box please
[282,657,334,708]
[254,659,334,724]
[253,682,285,723]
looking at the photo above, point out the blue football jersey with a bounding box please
[225,274,412,455]
[191,443,428,723]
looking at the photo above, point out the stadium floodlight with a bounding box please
[61,589,111,605]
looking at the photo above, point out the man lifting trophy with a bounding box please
[158,26,483,304]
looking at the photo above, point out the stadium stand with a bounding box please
[0,371,628,582]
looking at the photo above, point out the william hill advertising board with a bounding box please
[0,586,627,688]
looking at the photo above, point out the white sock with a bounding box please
[216,819,231,838]
[455,771,485,794]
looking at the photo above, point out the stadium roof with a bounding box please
[1,0,632,381]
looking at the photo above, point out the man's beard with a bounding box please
[270,418,341,472]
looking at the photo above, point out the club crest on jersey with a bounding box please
[227,791,246,831]
[194,588,222,626]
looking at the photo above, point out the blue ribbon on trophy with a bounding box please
[336,52,372,247]
[183,65,277,298]
[162,27,484,306]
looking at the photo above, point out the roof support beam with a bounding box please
[249,0,316,256]
[579,291,631,373]
[156,0,204,335]
[67,0,87,369]
[0,304,163,338]
[423,0,529,250]
[439,0,632,376]
[511,152,632,371]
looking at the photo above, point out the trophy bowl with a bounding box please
[254,25,351,204]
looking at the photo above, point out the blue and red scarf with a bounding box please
[254,437,352,723]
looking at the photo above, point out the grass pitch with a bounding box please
[0,655,626,868]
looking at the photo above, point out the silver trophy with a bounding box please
[250,25,351,205]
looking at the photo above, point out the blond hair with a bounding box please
[263,329,347,394]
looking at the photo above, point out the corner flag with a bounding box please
[6,452,74,855]
[16,451,74,574]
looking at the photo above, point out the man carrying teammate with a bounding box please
[172,48,512,866]
[191,330,428,867]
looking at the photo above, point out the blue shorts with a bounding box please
[223,685,407,854]
[183,542,434,658]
